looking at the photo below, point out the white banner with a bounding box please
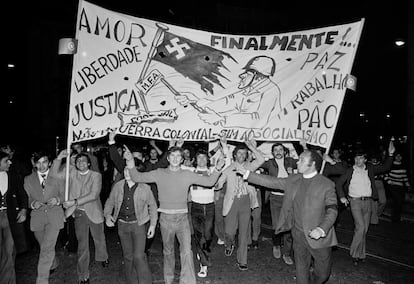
[68,1,363,147]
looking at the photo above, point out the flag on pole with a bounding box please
[153,31,237,94]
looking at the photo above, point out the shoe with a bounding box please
[79,279,89,284]
[359,258,365,263]
[352,258,359,266]
[282,255,293,265]
[236,262,248,271]
[273,246,281,259]
[217,238,225,245]
[252,240,259,249]
[197,265,208,278]
[101,259,109,268]
[225,244,234,257]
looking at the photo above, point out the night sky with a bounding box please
[1,0,409,153]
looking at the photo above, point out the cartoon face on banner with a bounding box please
[69,1,363,148]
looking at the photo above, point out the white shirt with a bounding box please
[37,170,49,187]
[190,167,215,204]
[349,166,372,198]
[0,171,8,196]
[272,158,289,196]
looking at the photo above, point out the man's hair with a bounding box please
[271,143,287,154]
[308,150,323,172]
[194,149,210,168]
[134,158,146,172]
[32,151,52,164]
[0,151,9,161]
[232,144,248,161]
[75,152,91,167]
[354,150,367,159]
[167,146,183,157]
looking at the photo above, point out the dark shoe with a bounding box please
[101,259,109,268]
[79,279,89,284]
[236,262,248,271]
[352,258,359,266]
[359,258,366,263]
[225,244,234,256]
[252,240,259,249]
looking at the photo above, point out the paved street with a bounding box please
[16,204,414,284]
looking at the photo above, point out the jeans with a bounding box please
[0,211,16,284]
[191,202,214,267]
[389,185,406,223]
[292,228,332,284]
[248,190,262,243]
[118,221,152,284]
[350,199,371,259]
[224,195,250,265]
[74,210,108,281]
[33,224,60,284]
[160,213,196,284]
[214,193,225,241]
[371,180,387,224]
[270,194,293,256]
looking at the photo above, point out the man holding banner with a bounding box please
[125,145,225,284]
[50,150,109,284]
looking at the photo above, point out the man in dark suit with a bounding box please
[237,150,338,284]
[24,151,65,283]
[0,151,28,284]
[260,143,297,265]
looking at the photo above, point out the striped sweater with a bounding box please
[384,162,410,188]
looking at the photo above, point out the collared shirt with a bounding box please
[303,171,318,179]
[37,170,49,187]
[349,165,372,198]
[0,171,8,210]
[0,171,8,196]
[272,158,289,196]
[190,167,215,204]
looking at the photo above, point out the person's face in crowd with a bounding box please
[395,153,403,163]
[36,157,50,173]
[167,150,183,167]
[354,155,367,168]
[0,157,11,172]
[72,144,83,154]
[272,145,285,160]
[149,149,158,160]
[183,149,191,160]
[75,156,90,173]
[117,147,123,157]
[235,148,248,164]
[238,71,255,89]
[133,151,143,161]
[297,151,314,174]
[196,154,208,168]
[332,149,341,160]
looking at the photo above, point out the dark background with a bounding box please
[1,0,409,153]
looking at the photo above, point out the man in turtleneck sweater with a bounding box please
[236,150,338,284]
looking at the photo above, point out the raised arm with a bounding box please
[108,131,126,173]
[245,140,265,171]
[49,150,69,180]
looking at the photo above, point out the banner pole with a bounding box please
[320,18,365,173]
[64,0,84,202]
[135,23,169,113]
